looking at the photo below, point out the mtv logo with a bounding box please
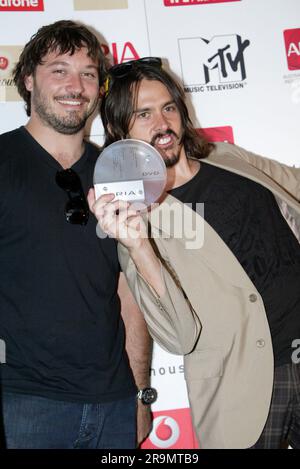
[179,34,250,85]
[141,408,198,449]
[284,29,300,71]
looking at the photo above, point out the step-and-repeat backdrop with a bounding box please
[0,0,299,449]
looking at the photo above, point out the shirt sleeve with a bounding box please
[117,242,201,356]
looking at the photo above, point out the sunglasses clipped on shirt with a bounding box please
[56,168,89,226]
[104,57,162,95]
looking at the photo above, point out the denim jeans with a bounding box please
[1,391,137,449]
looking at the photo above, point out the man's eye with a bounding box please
[137,112,150,119]
[165,105,176,112]
[53,69,65,75]
[82,72,97,79]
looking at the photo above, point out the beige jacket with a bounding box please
[118,143,300,449]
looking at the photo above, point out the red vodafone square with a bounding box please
[141,408,199,449]
[0,56,9,70]
[198,126,234,143]
[164,0,240,6]
[284,29,300,71]
[0,0,44,11]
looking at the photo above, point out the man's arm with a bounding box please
[88,190,202,356]
[118,272,152,447]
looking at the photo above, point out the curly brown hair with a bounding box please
[13,20,107,116]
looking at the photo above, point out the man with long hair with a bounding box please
[0,21,152,449]
[89,58,300,449]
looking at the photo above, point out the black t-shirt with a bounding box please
[0,126,136,403]
[169,161,300,366]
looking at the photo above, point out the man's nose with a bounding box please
[66,74,84,95]
[153,113,169,133]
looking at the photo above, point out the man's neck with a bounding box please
[166,150,200,190]
[25,119,85,169]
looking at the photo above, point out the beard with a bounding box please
[163,153,180,168]
[32,84,97,135]
[150,129,182,168]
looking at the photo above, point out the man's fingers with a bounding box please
[102,199,131,216]
[91,195,147,243]
[118,210,142,225]
[87,188,96,211]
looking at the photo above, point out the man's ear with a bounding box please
[107,123,113,136]
[99,84,105,98]
[24,75,34,92]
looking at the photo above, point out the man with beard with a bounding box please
[89,58,300,448]
[0,21,153,449]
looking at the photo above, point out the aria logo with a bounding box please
[179,34,250,93]
[284,28,300,71]
[149,416,180,448]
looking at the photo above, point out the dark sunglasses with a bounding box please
[106,57,162,86]
[108,57,162,79]
[104,57,162,96]
[56,169,89,226]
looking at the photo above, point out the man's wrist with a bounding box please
[137,387,158,405]
[128,237,149,257]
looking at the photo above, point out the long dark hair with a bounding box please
[13,20,107,116]
[101,64,214,159]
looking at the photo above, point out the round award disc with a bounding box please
[93,139,167,208]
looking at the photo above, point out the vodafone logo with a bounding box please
[149,416,180,448]
[0,0,44,11]
[142,408,198,449]
[0,56,9,70]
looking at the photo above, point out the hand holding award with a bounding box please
[93,139,167,239]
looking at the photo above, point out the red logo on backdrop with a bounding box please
[198,126,234,143]
[0,0,44,11]
[141,408,198,449]
[284,29,300,71]
[164,0,240,6]
[0,56,9,70]
[101,42,139,65]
